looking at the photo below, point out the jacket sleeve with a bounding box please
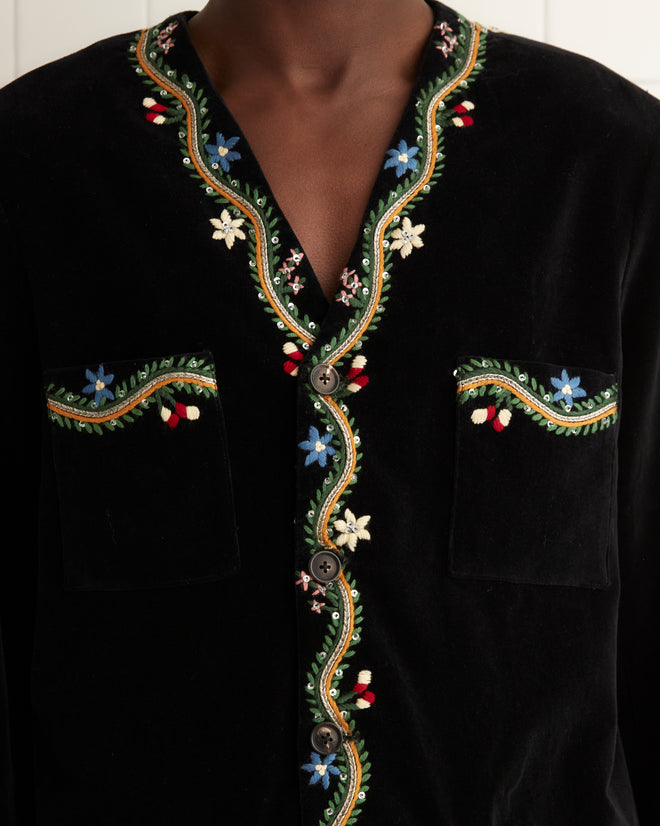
[617,132,660,824]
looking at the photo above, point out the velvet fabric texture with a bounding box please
[1,3,659,824]
[45,353,239,590]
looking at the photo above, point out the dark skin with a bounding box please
[188,0,434,300]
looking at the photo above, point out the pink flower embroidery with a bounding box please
[296,571,312,591]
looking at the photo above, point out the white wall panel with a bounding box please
[0,0,15,88]
[14,0,147,79]
[147,0,186,25]
[454,0,660,97]
[547,0,660,83]
[452,0,546,41]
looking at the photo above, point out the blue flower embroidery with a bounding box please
[550,369,587,410]
[204,133,241,172]
[82,365,115,406]
[383,139,419,178]
[301,752,341,790]
[298,426,335,467]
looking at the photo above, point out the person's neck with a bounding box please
[188,0,434,99]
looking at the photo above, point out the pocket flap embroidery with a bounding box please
[449,356,618,588]
[455,357,618,436]
[45,353,218,434]
[43,351,239,590]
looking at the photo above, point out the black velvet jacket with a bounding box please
[1,3,659,824]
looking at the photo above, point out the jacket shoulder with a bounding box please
[484,27,660,141]
[0,27,145,134]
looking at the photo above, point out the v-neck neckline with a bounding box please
[178,0,438,309]
[134,3,484,361]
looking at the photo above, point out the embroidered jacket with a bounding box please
[1,3,659,824]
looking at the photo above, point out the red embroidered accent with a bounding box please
[346,356,369,393]
[452,100,475,127]
[282,342,304,376]
[143,97,168,124]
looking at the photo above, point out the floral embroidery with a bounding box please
[301,753,341,790]
[456,358,618,436]
[289,275,304,294]
[277,248,306,296]
[337,289,353,307]
[383,139,420,178]
[82,365,115,406]
[210,209,247,248]
[46,354,217,435]
[299,426,336,467]
[333,509,372,552]
[389,216,425,258]
[296,571,313,591]
[336,268,363,306]
[296,571,328,609]
[435,21,458,57]
[156,21,178,53]
[551,369,587,410]
[204,133,241,172]
[131,15,488,826]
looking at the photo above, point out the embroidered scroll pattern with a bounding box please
[456,357,618,435]
[131,14,486,826]
[45,355,217,434]
[130,30,312,344]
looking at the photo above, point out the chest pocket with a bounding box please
[44,351,239,590]
[448,356,618,589]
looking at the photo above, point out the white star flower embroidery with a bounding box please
[209,209,246,249]
[334,509,371,552]
[389,216,425,258]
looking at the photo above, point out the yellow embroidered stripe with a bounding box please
[46,374,217,424]
[458,375,618,427]
[307,28,484,826]
[326,22,483,366]
[320,573,361,826]
[316,24,485,548]
[136,31,314,347]
[318,395,358,548]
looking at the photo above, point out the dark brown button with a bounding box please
[309,363,340,395]
[309,550,342,584]
[310,722,343,755]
